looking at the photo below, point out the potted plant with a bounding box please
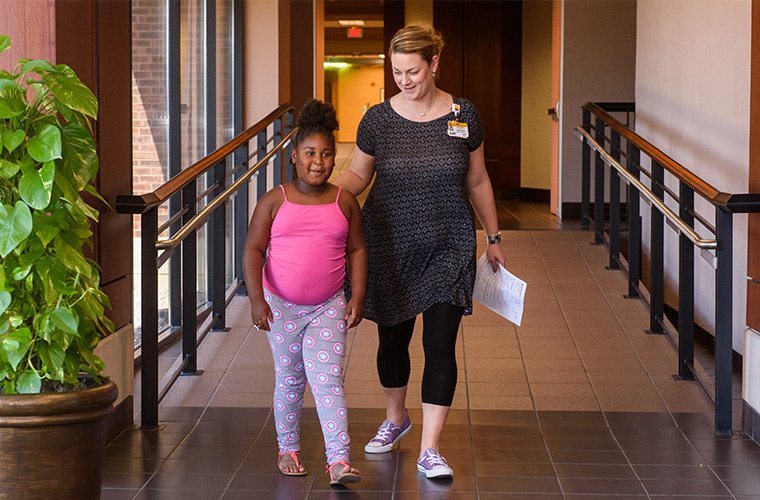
[0,35,117,499]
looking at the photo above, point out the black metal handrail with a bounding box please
[577,101,760,436]
[116,104,295,429]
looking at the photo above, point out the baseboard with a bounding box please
[106,394,134,444]
[562,201,629,221]
[663,304,744,372]
[494,188,521,201]
[743,401,760,445]
[520,188,550,203]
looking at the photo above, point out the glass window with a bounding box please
[131,0,169,349]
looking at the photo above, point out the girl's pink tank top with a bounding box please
[262,185,349,305]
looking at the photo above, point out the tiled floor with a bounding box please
[103,148,760,498]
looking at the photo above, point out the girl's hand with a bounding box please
[344,298,364,329]
[250,298,273,332]
[486,243,506,272]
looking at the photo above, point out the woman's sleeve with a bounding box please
[466,103,484,152]
[355,107,376,156]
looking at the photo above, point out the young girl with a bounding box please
[242,99,366,485]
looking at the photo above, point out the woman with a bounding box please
[336,24,505,479]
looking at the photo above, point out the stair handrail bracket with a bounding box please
[577,101,760,436]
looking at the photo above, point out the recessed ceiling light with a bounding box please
[338,20,365,26]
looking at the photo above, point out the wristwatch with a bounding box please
[484,232,501,244]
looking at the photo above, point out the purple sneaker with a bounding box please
[364,411,412,453]
[417,448,453,478]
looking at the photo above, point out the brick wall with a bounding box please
[132,0,169,237]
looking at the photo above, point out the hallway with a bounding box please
[102,199,760,498]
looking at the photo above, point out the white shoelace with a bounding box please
[423,449,448,467]
[371,421,395,442]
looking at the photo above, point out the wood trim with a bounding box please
[383,0,405,97]
[749,0,760,330]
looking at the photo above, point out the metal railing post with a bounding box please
[257,130,268,200]
[648,160,665,335]
[594,117,605,243]
[235,143,249,295]
[211,159,227,331]
[140,207,159,429]
[284,111,294,183]
[608,130,621,269]
[715,206,733,436]
[181,181,199,374]
[678,181,695,380]
[581,109,591,227]
[274,118,283,187]
[626,144,641,298]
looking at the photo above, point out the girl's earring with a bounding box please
[432,72,436,78]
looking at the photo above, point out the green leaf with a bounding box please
[18,161,55,210]
[75,196,99,221]
[0,78,21,92]
[0,96,24,119]
[62,123,98,190]
[38,341,65,374]
[19,235,44,265]
[0,290,9,316]
[2,129,25,154]
[0,159,19,178]
[26,124,62,163]
[0,201,33,257]
[11,263,31,281]
[17,371,41,394]
[0,35,10,54]
[50,308,79,336]
[83,184,109,207]
[43,70,98,120]
[3,327,31,370]
[32,212,60,247]
[21,59,55,76]
[54,233,89,276]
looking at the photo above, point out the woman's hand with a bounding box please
[486,243,506,272]
[344,297,364,329]
[250,297,273,332]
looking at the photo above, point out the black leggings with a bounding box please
[376,302,464,406]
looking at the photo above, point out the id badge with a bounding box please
[447,121,469,139]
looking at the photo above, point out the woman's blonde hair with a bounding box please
[388,23,445,65]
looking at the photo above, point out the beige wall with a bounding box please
[243,0,280,217]
[244,0,280,127]
[333,64,384,143]
[521,0,553,191]
[559,0,636,205]
[636,0,751,354]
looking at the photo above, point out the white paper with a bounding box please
[472,253,527,326]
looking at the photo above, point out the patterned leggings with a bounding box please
[264,287,350,465]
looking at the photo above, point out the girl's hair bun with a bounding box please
[297,98,338,131]
[294,98,339,147]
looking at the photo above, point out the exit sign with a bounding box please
[347,27,363,38]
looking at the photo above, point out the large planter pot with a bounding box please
[0,379,118,500]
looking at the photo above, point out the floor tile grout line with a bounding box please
[128,324,262,500]
[199,324,283,499]
[567,230,738,499]
[534,229,653,499]
[517,229,566,498]
[567,231,676,416]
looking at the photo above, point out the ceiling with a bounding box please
[323,0,385,57]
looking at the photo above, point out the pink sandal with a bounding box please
[326,460,361,485]
[278,451,307,476]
